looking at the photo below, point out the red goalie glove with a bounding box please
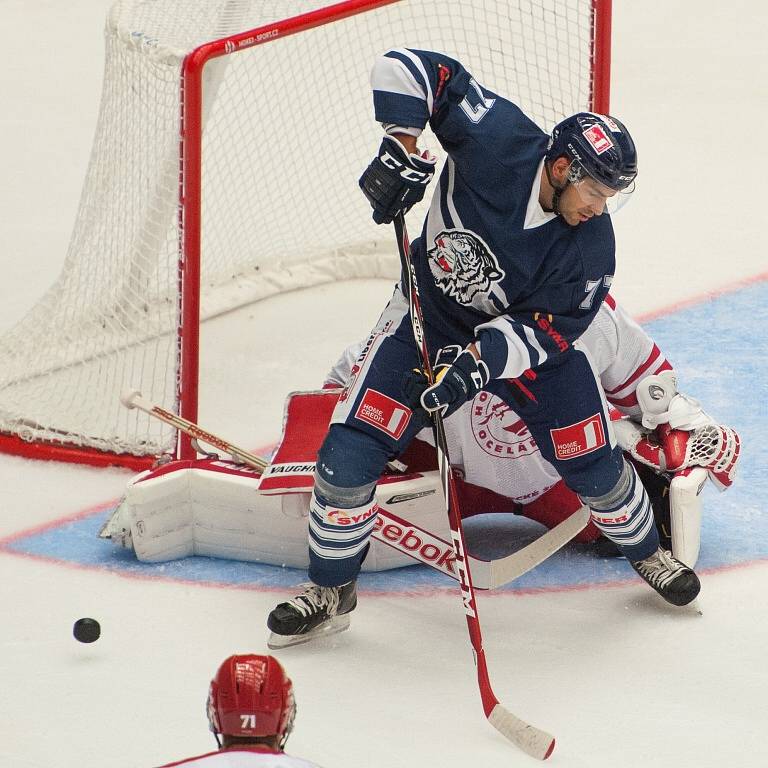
[622,370,742,491]
[615,420,741,491]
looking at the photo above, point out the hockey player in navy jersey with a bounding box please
[155,654,322,768]
[267,48,700,646]
[107,295,739,579]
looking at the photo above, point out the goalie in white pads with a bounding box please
[104,295,739,640]
[155,654,322,768]
[264,292,739,646]
[263,47,744,646]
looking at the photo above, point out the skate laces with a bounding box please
[286,584,341,618]
[634,549,685,589]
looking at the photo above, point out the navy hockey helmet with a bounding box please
[546,112,637,192]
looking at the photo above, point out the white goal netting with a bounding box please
[0,0,600,461]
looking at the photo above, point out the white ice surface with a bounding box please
[1,2,767,767]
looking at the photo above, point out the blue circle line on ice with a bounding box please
[0,277,765,595]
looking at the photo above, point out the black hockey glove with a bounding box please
[359,135,436,225]
[421,348,490,418]
[404,346,490,419]
[401,345,462,410]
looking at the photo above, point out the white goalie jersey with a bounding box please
[104,294,737,574]
[326,293,671,505]
[156,747,322,767]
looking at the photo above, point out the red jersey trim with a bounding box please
[157,749,221,767]
[606,359,673,408]
[157,747,281,767]
[607,391,639,408]
[509,376,538,403]
[604,344,665,395]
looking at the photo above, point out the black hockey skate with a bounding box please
[267,580,357,649]
[629,548,700,606]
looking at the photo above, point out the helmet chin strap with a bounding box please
[544,160,568,217]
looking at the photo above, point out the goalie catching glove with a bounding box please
[614,371,741,491]
[403,344,490,418]
[359,135,436,224]
[609,371,739,567]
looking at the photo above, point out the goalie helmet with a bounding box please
[547,112,638,192]
[207,654,296,749]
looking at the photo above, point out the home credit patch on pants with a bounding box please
[355,389,411,439]
[550,414,606,460]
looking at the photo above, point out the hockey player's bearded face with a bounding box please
[559,176,615,227]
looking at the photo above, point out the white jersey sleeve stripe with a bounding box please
[580,298,671,412]
[445,157,463,227]
[522,325,548,367]
[385,47,434,114]
[474,316,534,378]
[371,51,428,103]
[605,345,671,410]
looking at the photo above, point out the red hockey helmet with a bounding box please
[207,654,296,748]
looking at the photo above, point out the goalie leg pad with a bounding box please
[669,466,707,566]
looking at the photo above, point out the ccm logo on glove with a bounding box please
[420,347,490,419]
[359,135,437,224]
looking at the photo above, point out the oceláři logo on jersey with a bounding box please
[471,391,539,458]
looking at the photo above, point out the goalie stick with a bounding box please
[120,389,269,470]
[393,212,555,760]
[120,389,587,590]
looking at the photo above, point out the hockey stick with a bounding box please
[120,390,499,582]
[487,504,589,587]
[120,389,269,471]
[375,502,588,589]
[393,212,555,760]
[121,389,587,593]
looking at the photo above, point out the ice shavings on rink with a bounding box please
[3,280,764,593]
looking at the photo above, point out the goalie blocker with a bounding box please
[102,389,717,583]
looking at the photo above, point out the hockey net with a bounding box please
[0,0,611,468]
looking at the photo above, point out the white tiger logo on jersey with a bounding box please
[427,229,505,310]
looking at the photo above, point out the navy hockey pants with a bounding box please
[308,290,656,585]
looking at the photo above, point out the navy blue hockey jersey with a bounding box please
[370,48,616,378]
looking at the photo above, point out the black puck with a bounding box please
[73,618,101,643]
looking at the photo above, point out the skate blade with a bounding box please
[686,597,704,616]
[267,614,351,649]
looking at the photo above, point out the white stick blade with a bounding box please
[120,389,143,409]
[488,505,590,588]
[488,704,555,760]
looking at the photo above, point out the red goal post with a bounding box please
[0,0,612,469]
